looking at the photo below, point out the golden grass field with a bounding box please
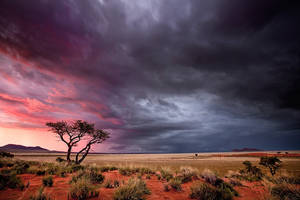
[13,151,300,177]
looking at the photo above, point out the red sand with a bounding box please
[0,171,268,200]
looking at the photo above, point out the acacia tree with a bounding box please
[46,120,110,164]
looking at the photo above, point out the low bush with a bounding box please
[190,180,238,200]
[271,183,300,200]
[70,170,105,184]
[71,164,85,172]
[119,167,134,176]
[229,179,242,186]
[0,173,24,190]
[110,166,118,171]
[113,178,151,200]
[190,181,219,200]
[42,176,53,187]
[156,174,161,180]
[238,161,263,181]
[0,151,14,158]
[36,170,46,176]
[12,161,30,174]
[146,175,151,179]
[30,187,51,200]
[69,177,99,200]
[99,166,110,172]
[169,177,182,191]
[178,167,198,183]
[55,157,65,163]
[201,169,217,185]
[160,169,173,182]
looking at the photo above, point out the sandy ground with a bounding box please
[0,171,268,200]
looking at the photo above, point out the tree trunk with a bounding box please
[75,144,91,164]
[66,145,72,164]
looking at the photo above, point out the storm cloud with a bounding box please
[0,0,299,152]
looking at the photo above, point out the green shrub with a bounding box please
[259,156,282,176]
[190,181,219,200]
[179,167,198,183]
[169,177,182,191]
[42,176,53,187]
[12,161,30,174]
[71,164,85,172]
[0,173,24,190]
[146,175,151,179]
[113,178,151,200]
[139,168,155,175]
[160,169,173,182]
[30,187,51,200]
[119,167,134,176]
[69,177,99,200]
[271,183,300,200]
[156,174,161,180]
[99,166,110,172]
[190,181,238,200]
[70,170,104,184]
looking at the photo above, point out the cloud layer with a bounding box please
[0,0,299,152]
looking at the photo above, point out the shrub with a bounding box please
[190,181,219,200]
[0,173,24,190]
[179,167,198,183]
[90,171,105,184]
[275,176,300,185]
[99,166,110,172]
[160,169,173,182]
[30,187,51,200]
[119,167,134,176]
[190,181,238,200]
[146,175,151,179]
[69,177,99,200]
[259,156,282,176]
[12,161,30,174]
[139,168,155,175]
[271,183,300,200]
[113,178,151,200]
[229,179,242,186]
[201,169,217,185]
[237,161,263,181]
[36,170,46,176]
[71,164,85,172]
[42,176,53,187]
[0,151,14,158]
[169,177,182,191]
[55,157,65,163]
[156,174,161,180]
[110,166,118,171]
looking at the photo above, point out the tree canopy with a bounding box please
[46,120,110,164]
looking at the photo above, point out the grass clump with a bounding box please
[160,169,173,182]
[169,177,182,191]
[42,176,53,187]
[271,183,300,200]
[0,173,24,190]
[177,167,198,183]
[113,178,151,200]
[30,187,51,200]
[119,167,135,176]
[69,177,99,200]
[190,178,238,200]
[201,169,217,184]
[70,169,105,185]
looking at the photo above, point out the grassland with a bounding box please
[13,151,300,177]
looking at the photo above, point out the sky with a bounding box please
[0,0,299,153]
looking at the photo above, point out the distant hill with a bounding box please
[0,144,63,153]
[232,148,262,152]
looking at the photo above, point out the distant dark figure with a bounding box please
[285,152,289,154]
[277,152,281,154]
[195,153,198,157]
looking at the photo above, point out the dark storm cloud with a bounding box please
[0,0,299,152]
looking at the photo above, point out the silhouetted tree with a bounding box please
[46,120,110,164]
[259,156,282,176]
